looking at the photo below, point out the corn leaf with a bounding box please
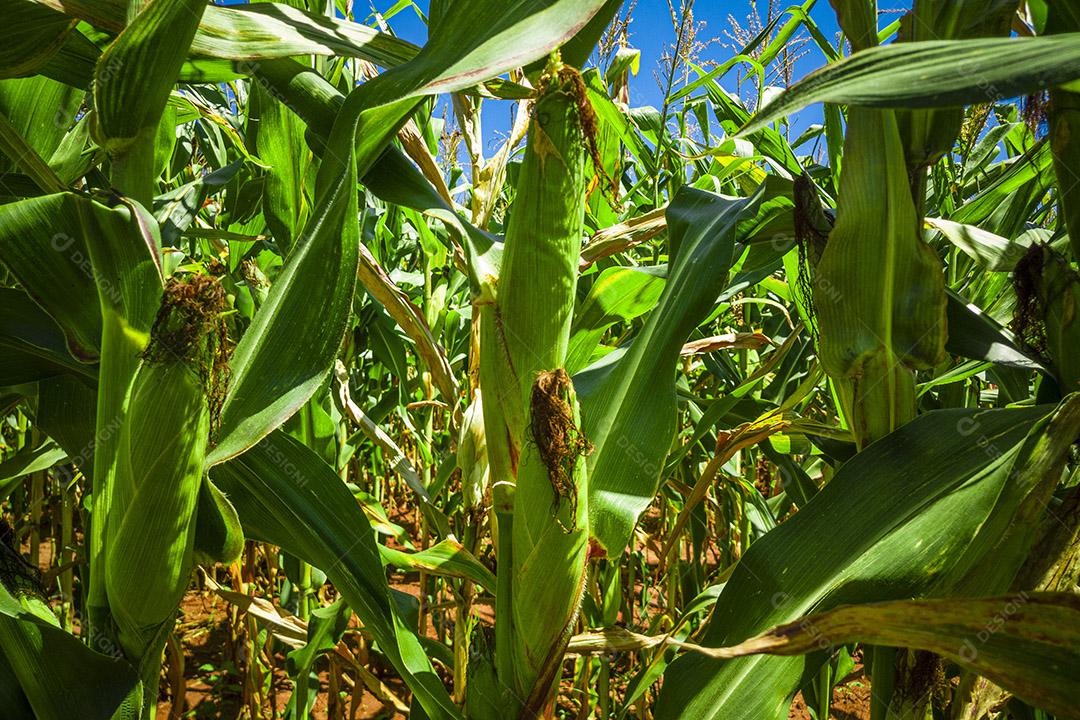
[90,0,207,154]
[740,33,1080,136]
[0,77,81,183]
[944,290,1043,371]
[696,593,1080,720]
[0,196,108,360]
[32,375,98,477]
[208,132,359,465]
[37,0,418,67]
[927,217,1030,272]
[566,266,667,374]
[379,539,496,595]
[656,398,1080,719]
[0,0,75,80]
[248,84,309,253]
[0,289,96,385]
[0,578,141,720]
[579,186,762,555]
[0,440,66,501]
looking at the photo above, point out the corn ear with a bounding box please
[480,55,590,461]
[475,54,593,714]
[456,391,489,510]
[510,369,590,707]
[193,476,245,567]
[814,108,947,448]
[105,358,208,657]
[104,274,225,662]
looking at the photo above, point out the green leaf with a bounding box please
[0,77,81,183]
[0,1,76,80]
[32,374,98,477]
[695,593,1080,720]
[208,137,359,465]
[656,400,1077,720]
[1048,3,1080,260]
[90,0,207,154]
[945,290,1042,371]
[740,33,1080,136]
[153,159,242,246]
[379,539,496,595]
[249,84,309,253]
[193,3,418,66]
[0,568,141,720]
[44,0,418,68]
[951,140,1054,234]
[579,186,761,555]
[212,431,461,719]
[927,217,1031,272]
[0,289,97,386]
[566,266,667,375]
[0,196,103,360]
[285,598,351,718]
[318,0,612,183]
[0,440,66,501]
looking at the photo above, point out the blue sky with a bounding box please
[361,0,912,152]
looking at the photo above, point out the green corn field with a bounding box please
[1,0,1080,718]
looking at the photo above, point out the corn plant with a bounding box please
[0,0,1079,719]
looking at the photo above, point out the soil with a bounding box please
[789,668,872,720]
[150,498,873,719]
[157,588,408,719]
[18,495,872,719]
[158,583,872,719]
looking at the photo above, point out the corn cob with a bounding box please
[510,369,591,709]
[105,275,226,662]
[475,53,593,715]
[480,55,591,436]
[814,3,947,449]
[456,391,489,511]
[105,359,207,653]
[814,108,947,448]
